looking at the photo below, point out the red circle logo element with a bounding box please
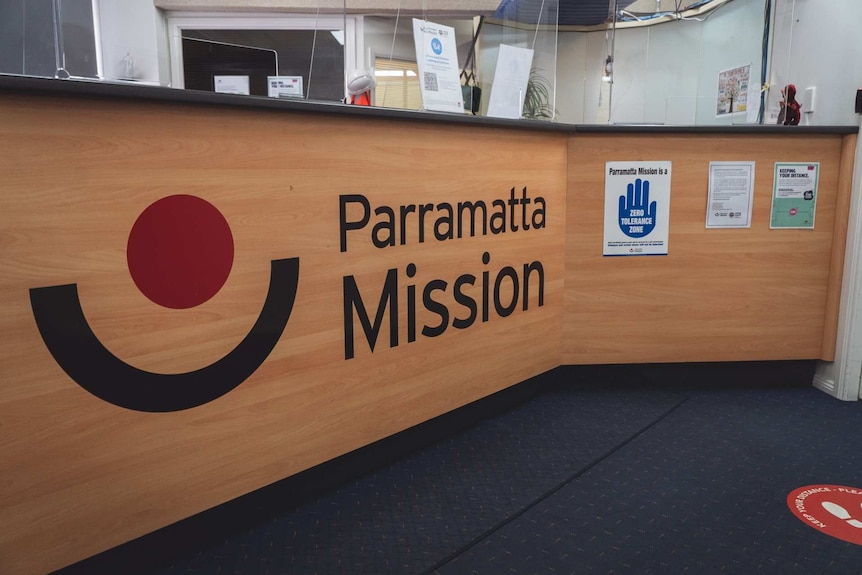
[127,195,234,309]
[787,485,862,545]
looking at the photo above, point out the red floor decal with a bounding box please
[787,485,862,545]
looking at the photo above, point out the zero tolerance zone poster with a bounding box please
[604,161,672,256]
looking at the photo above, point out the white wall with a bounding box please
[555,0,862,127]
[556,0,767,125]
[608,26,650,123]
[790,3,862,399]
[644,22,701,125]
[814,125,862,401]
[768,0,862,125]
[556,32,588,123]
[694,0,765,124]
[97,0,168,85]
[583,32,608,123]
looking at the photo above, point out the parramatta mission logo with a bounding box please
[29,187,547,413]
[29,194,300,413]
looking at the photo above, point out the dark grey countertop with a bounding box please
[1,74,858,135]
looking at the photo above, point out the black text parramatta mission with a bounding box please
[339,188,549,359]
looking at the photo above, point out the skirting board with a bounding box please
[813,372,842,399]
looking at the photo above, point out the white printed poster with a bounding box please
[604,161,672,256]
[213,75,250,95]
[412,19,464,114]
[486,44,534,119]
[716,65,750,116]
[267,76,303,98]
[706,161,755,228]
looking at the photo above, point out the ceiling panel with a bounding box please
[494,0,719,27]
[495,0,613,27]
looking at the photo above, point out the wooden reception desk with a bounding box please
[0,76,856,574]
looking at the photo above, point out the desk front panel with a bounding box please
[0,92,566,575]
[564,133,850,364]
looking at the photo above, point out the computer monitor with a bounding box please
[182,36,277,97]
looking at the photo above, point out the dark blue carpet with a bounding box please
[144,367,683,574]
[433,384,862,575]
[57,361,862,575]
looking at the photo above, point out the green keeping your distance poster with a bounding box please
[770,162,819,229]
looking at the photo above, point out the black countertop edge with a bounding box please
[1,74,858,136]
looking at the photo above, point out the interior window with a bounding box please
[373,58,421,110]
[181,29,345,101]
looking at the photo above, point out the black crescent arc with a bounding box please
[29,258,299,412]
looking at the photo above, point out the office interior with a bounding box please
[3,0,862,573]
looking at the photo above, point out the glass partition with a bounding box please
[165,3,351,102]
[178,29,345,101]
[479,0,559,121]
[0,0,99,79]
[2,0,859,126]
[361,12,478,112]
[762,0,862,126]
[599,0,767,126]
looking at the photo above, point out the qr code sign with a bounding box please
[424,72,439,92]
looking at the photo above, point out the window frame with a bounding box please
[166,11,359,97]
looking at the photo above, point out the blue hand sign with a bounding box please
[618,178,657,238]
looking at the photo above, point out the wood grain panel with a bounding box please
[564,133,845,364]
[0,93,566,575]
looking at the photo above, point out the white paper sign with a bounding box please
[267,76,303,98]
[214,75,250,95]
[706,161,755,228]
[604,161,672,256]
[487,44,534,119]
[412,19,464,113]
